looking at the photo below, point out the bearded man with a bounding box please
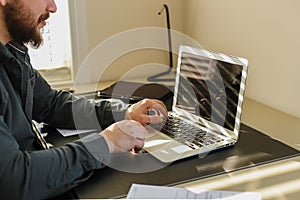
[0,0,167,199]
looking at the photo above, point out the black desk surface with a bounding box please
[45,85,300,198]
[46,123,300,199]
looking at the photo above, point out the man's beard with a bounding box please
[3,1,49,48]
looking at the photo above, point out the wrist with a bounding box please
[125,104,132,120]
[100,130,114,153]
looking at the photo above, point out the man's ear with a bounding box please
[0,0,7,6]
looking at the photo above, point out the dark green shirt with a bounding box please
[0,42,125,199]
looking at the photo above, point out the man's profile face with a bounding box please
[3,0,50,48]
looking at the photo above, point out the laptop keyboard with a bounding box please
[150,113,224,149]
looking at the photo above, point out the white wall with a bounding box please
[183,0,300,118]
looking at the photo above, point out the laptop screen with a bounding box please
[174,46,248,134]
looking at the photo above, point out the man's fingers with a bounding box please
[115,120,147,138]
[138,115,165,125]
[133,137,145,150]
[150,101,168,118]
[149,115,164,124]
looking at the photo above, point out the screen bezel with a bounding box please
[172,45,249,139]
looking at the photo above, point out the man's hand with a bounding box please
[125,99,168,125]
[100,120,147,153]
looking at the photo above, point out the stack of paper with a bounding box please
[127,184,261,199]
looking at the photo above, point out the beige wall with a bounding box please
[72,0,183,83]
[85,0,183,49]
[183,0,300,118]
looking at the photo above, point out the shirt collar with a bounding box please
[6,41,28,55]
[0,42,14,64]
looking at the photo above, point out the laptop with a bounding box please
[143,45,249,163]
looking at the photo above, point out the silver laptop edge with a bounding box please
[144,45,249,163]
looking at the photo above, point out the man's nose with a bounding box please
[46,0,57,13]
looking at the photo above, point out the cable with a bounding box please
[147,4,175,82]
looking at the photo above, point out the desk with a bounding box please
[56,79,300,199]
[72,79,300,151]
[179,98,300,200]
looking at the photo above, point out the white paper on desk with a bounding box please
[127,184,261,199]
[57,128,98,137]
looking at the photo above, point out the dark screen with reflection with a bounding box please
[176,52,243,131]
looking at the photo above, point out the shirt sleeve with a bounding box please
[0,118,110,199]
[32,70,127,130]
[3,69,124,199]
